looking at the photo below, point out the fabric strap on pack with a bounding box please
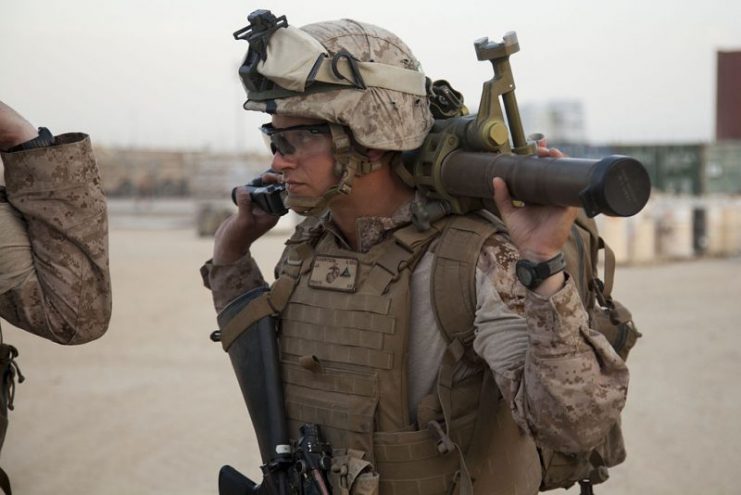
[573,216,634,345]
[431,214,505,342]
[434,339,474,495]
[433,347,505,495]
[599,238,616,300]
[595,240,633,326]
[428,214,506,495]
[574,215,615,303]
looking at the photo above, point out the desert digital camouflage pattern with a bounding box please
[243,19,434,151]
[474,234,629,452]
[0,134,111,344]
[201,253,268,313]
[203,196,628,494]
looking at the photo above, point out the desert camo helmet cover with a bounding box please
[234,10,434,214]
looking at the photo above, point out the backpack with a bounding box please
[430,210,641,493]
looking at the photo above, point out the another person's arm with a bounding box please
[0,101,111,344]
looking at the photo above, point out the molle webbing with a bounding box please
[279,224,440,445]
[431,214,505,344]
[281,361,378,398]
[219,242,313,351]
[276,218,500,495]
[373,413,479,495]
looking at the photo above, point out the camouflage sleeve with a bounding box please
[472,232,629,453]
[200,254,268,313]
[0,133,111,344]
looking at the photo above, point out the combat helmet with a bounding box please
[234,10,434,214]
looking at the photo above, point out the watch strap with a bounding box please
[516,252,566,289]
[6,127,55,152]
[534,252,566,280]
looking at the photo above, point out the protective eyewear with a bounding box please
[260,123,331,156]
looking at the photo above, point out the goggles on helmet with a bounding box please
[260,123,331,156]
[235,12,427,103]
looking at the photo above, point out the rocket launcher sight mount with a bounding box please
[400,32,651,229]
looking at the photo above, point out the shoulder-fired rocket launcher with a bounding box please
[397,32,651,230]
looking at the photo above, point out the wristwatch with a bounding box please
[515,252,566,290]
[6,127,55,152]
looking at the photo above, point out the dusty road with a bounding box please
[2,225,739,495]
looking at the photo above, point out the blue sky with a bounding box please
[2,0,739,151]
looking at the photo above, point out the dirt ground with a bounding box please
[2,223,739,495]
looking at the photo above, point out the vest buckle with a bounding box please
[427,420,455,455]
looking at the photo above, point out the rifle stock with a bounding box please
[216,287,292,495]
[214,287,332,495]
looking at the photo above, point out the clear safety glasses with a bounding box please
[260,123,331,157]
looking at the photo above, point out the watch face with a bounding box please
[516,262,534,287]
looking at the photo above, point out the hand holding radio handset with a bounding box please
[213,170,285,265]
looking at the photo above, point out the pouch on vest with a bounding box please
[329,449,379,495]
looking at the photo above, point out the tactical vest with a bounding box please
[222,214,542,495]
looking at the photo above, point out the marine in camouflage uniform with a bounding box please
[202,15,628,494]
[0,100,111,494]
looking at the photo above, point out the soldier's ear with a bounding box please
[366,149,385,162]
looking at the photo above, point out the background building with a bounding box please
[520,100,587,144]
[716,50,741,141]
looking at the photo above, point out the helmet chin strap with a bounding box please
[284,124,383,216]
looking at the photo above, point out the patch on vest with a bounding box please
[309,256,359,292]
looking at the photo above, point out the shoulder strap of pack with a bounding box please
[573,212,617,302]
[571,213,637,360]
[431,212,506,345]
[572,213,633,319]
[428,213,506,495]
